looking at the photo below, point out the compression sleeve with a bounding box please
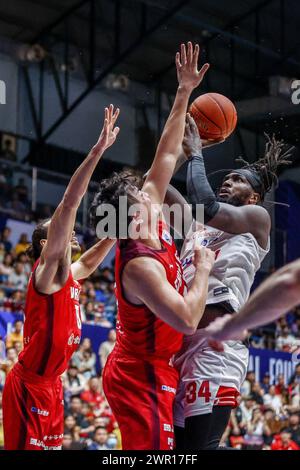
[186,154,220,224]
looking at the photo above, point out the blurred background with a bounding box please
[0,0,300,450]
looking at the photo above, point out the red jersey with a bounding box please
[114,220,185,361]
[18,260,82,378]
[271,437,300,450]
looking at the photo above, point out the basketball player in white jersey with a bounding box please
[167,115,292,450]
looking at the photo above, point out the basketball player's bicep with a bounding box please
[125,259,190,334]
[210,204,270,239]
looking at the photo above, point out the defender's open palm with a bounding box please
[176,42,210,92]
[95,104,120,152]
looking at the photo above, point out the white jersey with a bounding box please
[180,222,270,312]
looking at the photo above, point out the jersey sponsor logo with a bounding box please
[167,437,174,450]
[31,407,49,416]
[162,229,173,246]
[70,286,80,301]
[161,385,176,395]
[181,256,193,270]
[44,434,63,441]
[213,286,230,296]
[68,333,81,346]
[30,438,62,450]
[163,423,174,433]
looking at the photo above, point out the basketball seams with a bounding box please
[190,93,237,140]
[207,93,228,137]
[190,103,223,137]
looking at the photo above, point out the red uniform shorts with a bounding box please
[3,362,64,450]
[103,351,179,450]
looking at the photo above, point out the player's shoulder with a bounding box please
[241,204,271,225]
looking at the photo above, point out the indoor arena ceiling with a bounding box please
[1,0,300,151]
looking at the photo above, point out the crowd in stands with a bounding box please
[221,369,300,450]
[0,149,299,449]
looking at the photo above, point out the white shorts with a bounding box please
[173,329,249,428]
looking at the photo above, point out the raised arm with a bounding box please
[71,238,116,281]
[36,105,120,294]
[184,114,270,248]
[142,42,209,205]
[205,258,300,344]
[123,245,215,335]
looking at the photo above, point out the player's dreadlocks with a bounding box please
[234,134,293,201]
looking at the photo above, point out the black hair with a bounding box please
[235,134,293,200]
[26,219,50,261]
[89,169,143,236]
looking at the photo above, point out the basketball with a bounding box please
[189,92,237,140]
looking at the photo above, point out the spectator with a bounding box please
[0,335,6,361]
[276,326,298,352]
[80,377,104,411]
[251,382,264,405]
[261,372,271,393]
[76,349,96,380]
[13,340,23,356]
[63,364,86,404]
[72,338,97,377]
[62,432,73,451]
[5,319,23,348]
[16,252,31,277]
[106,432,118,450]
[0,139,16,162]
[263,408,288,437]
[286,413,300,447]
[62,432,86,451]
[0,366,6,390]
[240,371,255,397]
[244,407,271,448]
[99,329,116,370]
[8,262,28,291]
[1,227,12,253]
[66,396,85,427]
[271,429,300,450]
[63,415,82,443]
[289,364,300,387]
[14,233,30,256]
[1,347,18,374]
[263,386,283,415]
[87,426,109,450]
[240,395,257,424]
[0,253,14,282]
[275,374,289,404]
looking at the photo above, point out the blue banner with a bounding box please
[249,347,298,385]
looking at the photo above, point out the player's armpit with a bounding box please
[123,257,194,334]
[208,203,271,249]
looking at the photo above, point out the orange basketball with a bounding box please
[189,92,237,140]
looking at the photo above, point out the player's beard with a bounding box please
[216,193,244,207]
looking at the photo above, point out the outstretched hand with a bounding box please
[94,104,120,152]
[176,42,210,92]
